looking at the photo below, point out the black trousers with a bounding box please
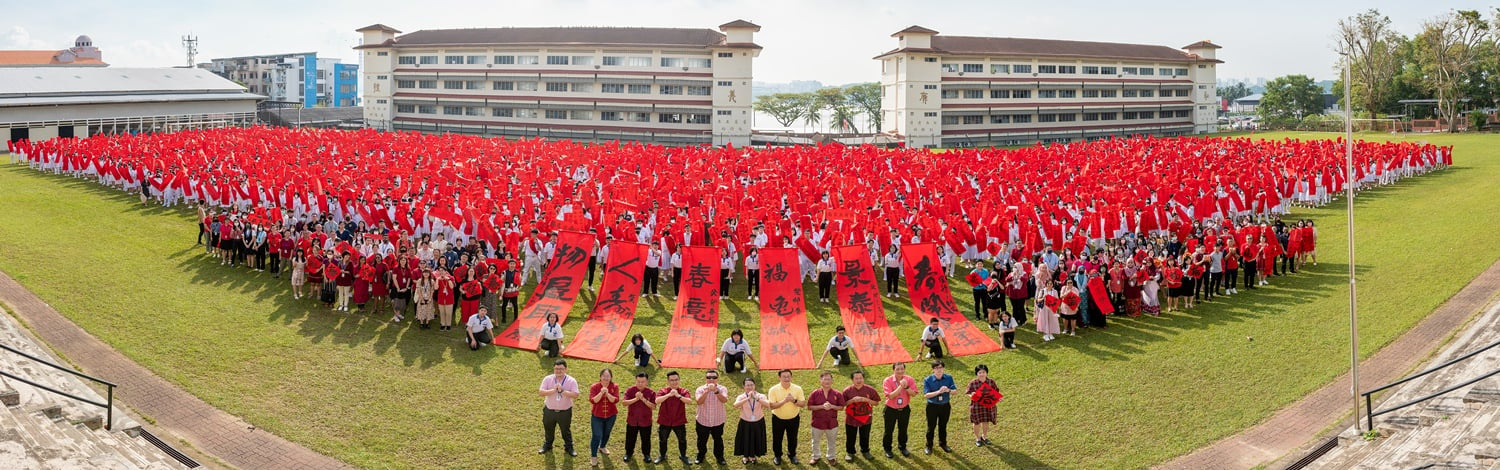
[468,330,492,350]
[499,296,519,321]
[884,267,900,294]
[587,257,598,286]
[882,406,909,452]
[659,424,687,459]
[845,424,871,456]
[772,415,800,458]
[672,267,682,294]
[972,290,986,319]
[1009,298,1028,325]
[1224,268,1238,290]
[722,352,744,372]
[269,254,281,274]
[828,348,850,364]
[1207,272,1221,299]
[1002,331,1016,349]
[541,408,575,451]
[746,269,759,297]
[197,223,206,245]
[1244,266,1257,289]
[925,403,950,448]
[1282,254,1296,274]
[625,424,653,458]
[539,338,560,357]
[696,423,724,463]
[720,274,731,297]
[643,267,660,294]
[817,272,833,299]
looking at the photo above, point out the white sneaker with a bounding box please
[833,359,840,366]
[740,367,746,373]
[924,353,932,358]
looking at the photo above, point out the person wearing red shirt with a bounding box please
[353,258,375,309]
[458,269,484,326]
[588,369,621,466]
[808,371,846,464]
[1223,240,1241,295]
[433,268,456,331]
[1258,236,1278,286]
[841,370,879,461]
[1162,259,1184,313]
[267,229,283,276]
[621,373,657,463]
[319,256,341,308]
[369,255,390,315]
[881,363,917,458]
[1240,240,1261,291]
[654,371,694,465]
[276,230,295,280]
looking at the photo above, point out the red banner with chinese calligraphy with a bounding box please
[660,246,721,369]
[564,241,648,362]
[899,243,1002,356]
[494,230,595,350]
[756,248,815,370]
[832,244,913,366]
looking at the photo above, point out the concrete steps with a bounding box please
[1311,378,1500,469]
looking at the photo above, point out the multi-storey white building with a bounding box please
[355,21,760,146]
[203,53,359,107]
[877,26,1222,148]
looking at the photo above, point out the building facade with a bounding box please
[0,67,261,143]
[877,26,1222,148]
[354,21,759,146]
[0,35,106,68]
[203,53,359,107]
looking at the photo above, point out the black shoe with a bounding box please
[652,457,663,464]
[941,445,953,453]
[790,457,800,464]
[538,447,551,454]
[900,449,911,457]
[863,452,874,460]
[622,455,632,462]
[772,457,782,465]
[884,451,894,459]
[681,456,695,465]
[717,459,727,465]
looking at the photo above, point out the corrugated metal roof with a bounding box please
[0,67,250,97]
[0,92,262,107]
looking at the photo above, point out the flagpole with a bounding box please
[1342,53,1362,432]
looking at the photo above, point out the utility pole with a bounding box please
[182,35,199,68]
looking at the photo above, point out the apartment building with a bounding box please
[204,53,359,107]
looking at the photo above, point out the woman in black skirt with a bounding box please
[733,377,769,464]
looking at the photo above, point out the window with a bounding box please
[941,64,960,73]
[444,56,463,65]
[963,64,984,73]
[1038,90,1057,98]
[443,106,463,115]
[377,51,389,56]
[418,80,437,89]
[658,113,682,123]
[1099,112,1117,120]
[963,89,984,99]
[1123,111,1139,120]
[1038,65,1058,74]
[1175,68,1189,76]
[492,108,514,117]
[517,55,539,65]
[1013,64,1032,74]
[396,80,416,89]
[990,115,1011,124]
[1140,111,1156,119]
[941,116,960,125]
[1198,84,1208,89]
[627,57,652,67]
[923,112,938,117]
[1139,68,1155,76]
[1159,68,1173,76]
[627,84,650,94]
[444,80,464,89]
[602,56,622,66]
[1122,67,1138,76]
[660,57,683,68]
[991,89,1011,99]
[1082,66,1100,74]
[922,84,938,90]
[376,75,388,80]
[962,115,984,124]
[660,85,683,95]
[417,105,436,114]
[718,52,733,58]
[600,111,622,121]
[1176,110,1191,117]
[545,110,568,119]
[940,90,959,99]
[1059,90,1077,98]
[1038,113,1058,123]
[493,81,514,91]
[716,110,732,115]
[1083,112,1101,121]
[571,56,595,66]
[1140,90,1155,97]
[465,107,483,116]
[923,57,937,63]
[686,114,711,124]
[1057,113,1077,122]
[1012,90,1031,99]
[570,110,592,120]
[601,83,625,93]
[545,82,569,92]
[466,55,485,65]
[687,85,711,96]
[517,109,539,119]
[991,64,1010,74]
[684,58,711,68]
[628,112,650,122]
[396,104,415,113]
[717,81,733,86]
[517,81,538,91]
[1012,114,1032,123]
[1123,89,1139,98]
[1100,90,1118,98]
[375,99,388,104]
[1101,66,1117,75]
[568,83,591,93]
[1058,65,1077,74]
[1175,89,1189,97]
[1083,90,1100,98]
[494,55,515,65]
[547,56,569,65]
[398,56,416,65]
[1198,64,1208,69]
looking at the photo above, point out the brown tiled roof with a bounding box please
[874,35,1220,63]
[362,27,728,50]
[718,20,761,31]
[1182,40,1222,50]
[0,50,107,66]
[892,25,940,37]
[355,24,402,34]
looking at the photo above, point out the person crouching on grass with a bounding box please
[465,307,494,350]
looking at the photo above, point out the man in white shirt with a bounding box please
[669,249,683,299]
[816,326,855,367]
[523,230,546,285]
[916,318,947,359]
[643,246,662,296]
[466,307,495,350]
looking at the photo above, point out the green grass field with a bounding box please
[1,131,1497,469]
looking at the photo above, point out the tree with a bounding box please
[1217,82,1253,104]
[752,93,809,128]
[1337,9,1407,118]
[1258,74,1325,120]
[814,87,859,133]
[844,82,883,132]
[800,92,826,131]
[1414,10,1490,131]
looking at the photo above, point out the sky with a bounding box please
[4,0,1496,85]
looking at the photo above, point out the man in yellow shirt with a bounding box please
[766,369,805,465]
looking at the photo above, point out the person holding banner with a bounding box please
[882,363,917,458]
[964,364,1001,447]
[669,247,683,299]
[434,268,455,331]
[645,245,662,297]
[816,326,855,367]
[916,318,948,359]
[733,377,770,464]
[816,252,835,303]
[615,334,663,368]
[694,370,730,465]
[458,270,483,326]
[719,248,735,300]
[719,329,757,374]
[842,370,879,461]
[539,312,565,357]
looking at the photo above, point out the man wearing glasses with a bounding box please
[694,370,730,465]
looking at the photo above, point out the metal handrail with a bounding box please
[1360,338,1500,431]
[0,343,115,430]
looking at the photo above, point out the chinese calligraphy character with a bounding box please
[846,291,876,316]
[687,264,713,288]
[840,260,871,289]
[606,255,641,284]
[911,255,940,292]
[764,262,789,283]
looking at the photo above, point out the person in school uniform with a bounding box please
[719,248,735,300]
[816,252,836,302]
[816,326,856,367]
[744,248,761,300]
[644,245,662,297]
[718,329,758,374]
[669,247,683,299]
[882,245,902,298]
[916,318,949,359]
[539,312,565,357]
[615,333,663,368]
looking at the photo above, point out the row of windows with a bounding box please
[397,54,713,68]
[940,88,1191,100]
[939,109,1192,125]
[941,63,1191,76]
[395,80,711,95]
[393,104,713,123]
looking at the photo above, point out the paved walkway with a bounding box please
[0,270,349,470]
[1158,257,1500,470]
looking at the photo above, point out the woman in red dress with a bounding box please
[458,268,484,326]
[369,254,389,315]
[434,268,457,331]
[352,257,374,310]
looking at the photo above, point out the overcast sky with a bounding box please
[5,0,1494,85]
